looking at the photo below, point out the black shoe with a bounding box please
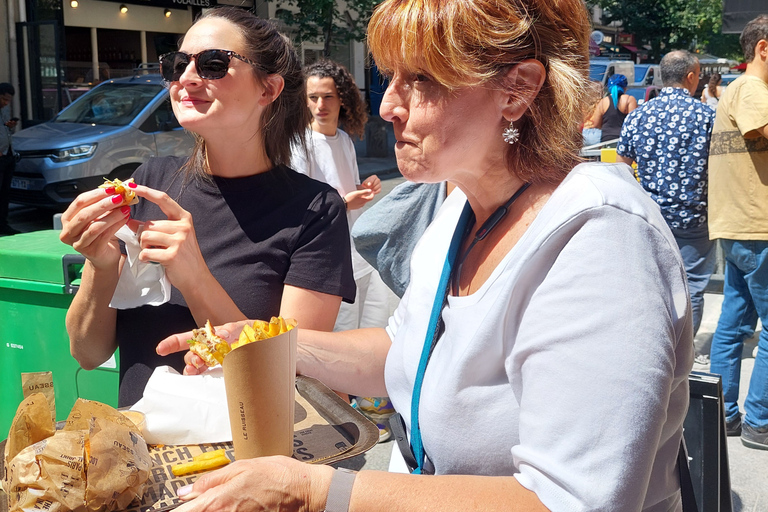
[0,224,20,236]
[726,414,742,436]
[741,422,768,450]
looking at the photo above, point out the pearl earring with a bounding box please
[502,121,519,145]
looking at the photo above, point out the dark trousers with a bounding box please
[0,152,15,228]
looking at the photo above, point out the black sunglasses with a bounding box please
[159,49,257,82]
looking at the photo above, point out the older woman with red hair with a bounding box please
[161,0,693,509]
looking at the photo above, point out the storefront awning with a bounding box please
[622,45,639,53]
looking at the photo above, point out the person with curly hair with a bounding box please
[291,59,396,331]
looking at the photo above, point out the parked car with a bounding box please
[625,85,662,105]
[589,58,635,85]
[720,73,742,87]
[10,70,194,209]
[633,64,662,86]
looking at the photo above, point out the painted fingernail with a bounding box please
[121,206,131,215]
[128,182,137,188]
[112,195,123,204]
[105,187,116,194]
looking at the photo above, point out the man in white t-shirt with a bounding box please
[291,60,398,440]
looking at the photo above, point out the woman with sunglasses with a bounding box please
[59,6,355,406]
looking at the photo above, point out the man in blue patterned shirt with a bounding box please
[617,50,715,336]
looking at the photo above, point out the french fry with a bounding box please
[230,317,296,350]
[171,450,231,476]
[192,449,228,462]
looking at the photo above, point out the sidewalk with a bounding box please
[357,156,399,181]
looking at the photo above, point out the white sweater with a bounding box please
[385,162,692,511]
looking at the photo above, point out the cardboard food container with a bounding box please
[221,324,297,460]
[1,376,379,512]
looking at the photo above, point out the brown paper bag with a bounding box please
[4,393,55,465]
[64,398,140,437]
[3,397,151,512]
[21,371,56,424]
[7,430,87,512]
[222,325,298,459]
[85,417,151,511]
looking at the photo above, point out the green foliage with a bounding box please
[704,32,744,62]
[594,0,723,61]
[275,0,380,57]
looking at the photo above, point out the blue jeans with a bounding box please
[671,224,716,334]
[709,240,768,428]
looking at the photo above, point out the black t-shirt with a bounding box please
[115,156,355,406]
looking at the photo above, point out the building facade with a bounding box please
[1,0,366,126]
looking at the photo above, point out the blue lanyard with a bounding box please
[409,202,473,474]
[407,182,530,473]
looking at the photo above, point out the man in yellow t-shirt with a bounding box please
[708,14,768,450]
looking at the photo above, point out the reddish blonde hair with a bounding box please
[368,0,592,184]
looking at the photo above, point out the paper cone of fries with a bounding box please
[222,320,298,460]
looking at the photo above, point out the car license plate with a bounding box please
[11,177,30,190]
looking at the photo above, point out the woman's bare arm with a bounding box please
[66,258,122,369]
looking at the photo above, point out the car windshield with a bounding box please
[54,83,162,126]
[590,64,607,82]
[634,65,649,81]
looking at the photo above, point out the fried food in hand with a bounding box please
[99,177,139,206]
[187,320,231,367]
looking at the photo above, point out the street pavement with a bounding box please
[7,159,767,509]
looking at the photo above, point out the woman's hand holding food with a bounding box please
[156,320,248,375]
[130,185,210,293]
[174,456,333,512]
[59,185,134,270]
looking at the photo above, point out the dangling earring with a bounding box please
[502,121,519,145]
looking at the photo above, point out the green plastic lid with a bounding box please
[0,230,83,285]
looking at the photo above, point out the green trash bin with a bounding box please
[0,230,119,436]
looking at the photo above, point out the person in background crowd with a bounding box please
[59,7,355,407]
[0,83,18,236]
[158,0,693,509]
[290,59,396,441]
[707,14,768,449]
[701,72,724,108]
[588,73,637,143]
[617,50,716,342]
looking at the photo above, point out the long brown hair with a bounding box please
[367,0,592,184]
[179,7,309,179]
[708,73,721,97]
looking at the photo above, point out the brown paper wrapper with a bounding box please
[3,394,55,467]
[21,372,55,424]
[7,430,86,512]
[84,417,151,511]
[222,326,298,459]
[3,397,150,512]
